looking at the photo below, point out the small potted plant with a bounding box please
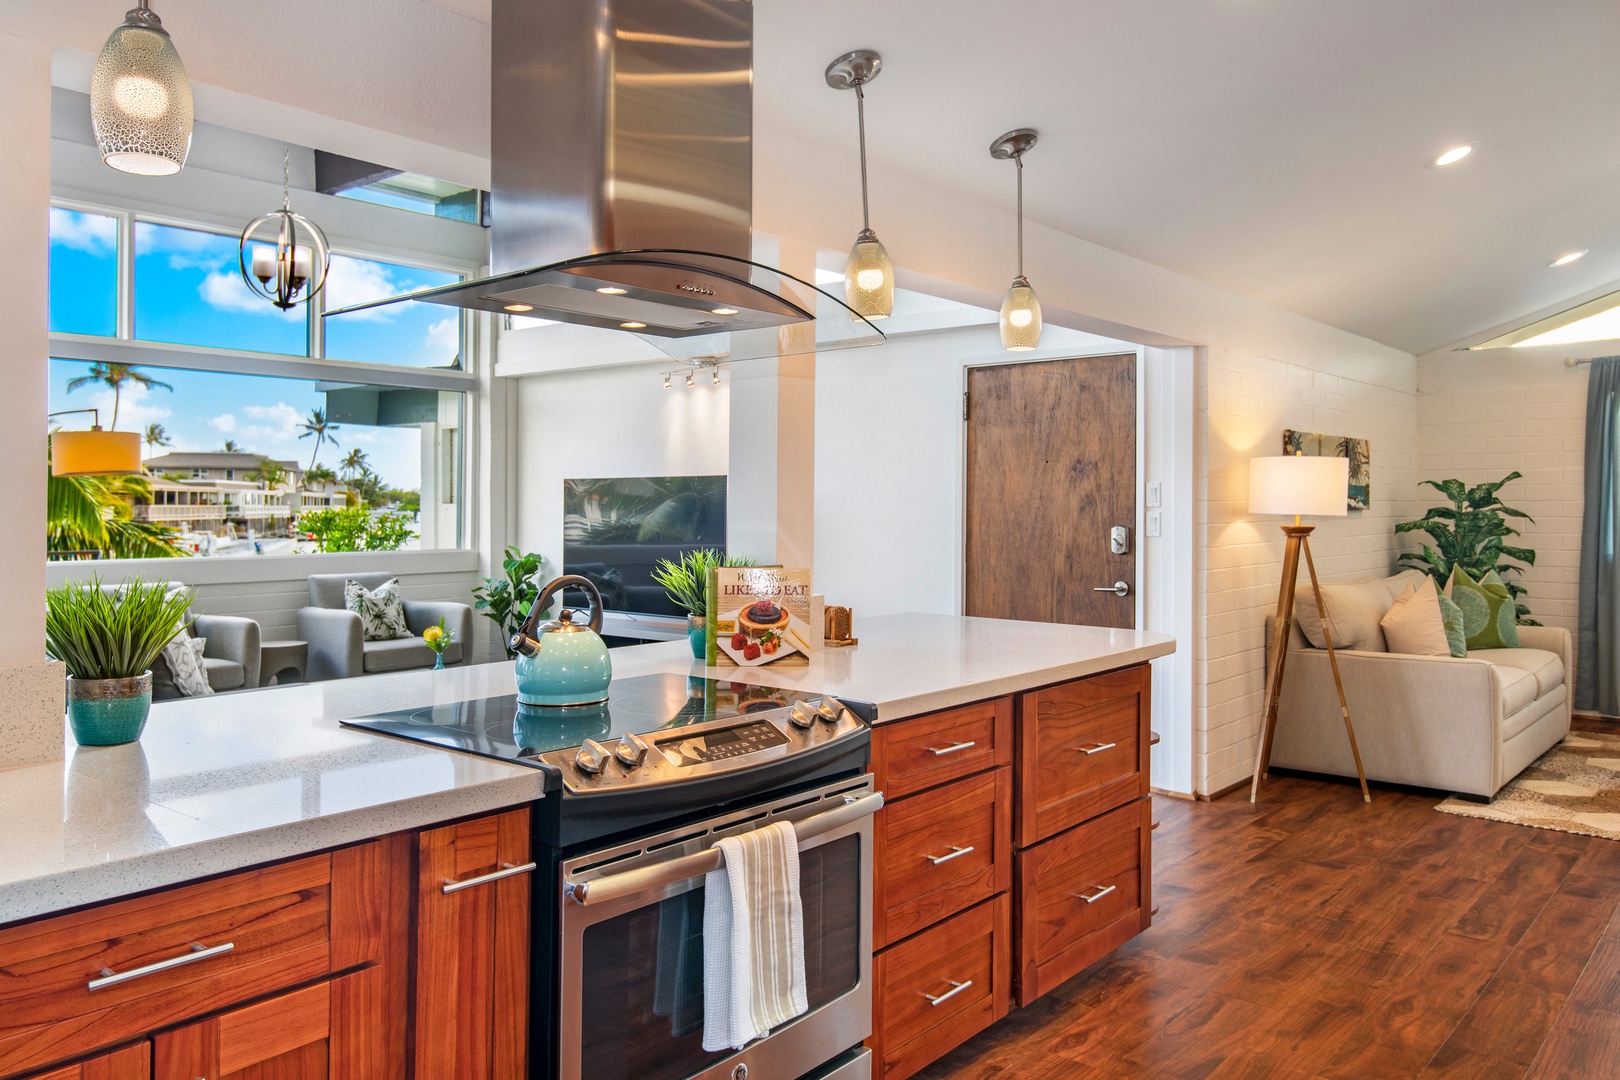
[46,578,194,746]
[651,549,756,659]
[473,547,547,658]
[423,616,455,670]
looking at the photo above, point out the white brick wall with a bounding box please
[1195,345,1420,795]
[1416,352,1589,645]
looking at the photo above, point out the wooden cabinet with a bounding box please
[413,807,532,1080]
[153,968,385,1079]
[872,697,1012,799]
[23,1044,147,1080]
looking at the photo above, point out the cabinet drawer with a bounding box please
[1015,798,1150,1006]
[876,768,1011,949]
[871,895,1010,1080]
[873,697,1012,799]
[0,841,389,1077]
[25,1043,148,1080]
[1016,665,1149,846]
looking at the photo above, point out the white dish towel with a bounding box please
[701,820,809,1052]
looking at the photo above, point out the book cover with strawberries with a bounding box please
[706,567,816,667]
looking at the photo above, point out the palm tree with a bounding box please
[220,439,245,454]
[339,448,370,480]
[297,408,339,471]
[247,457,288,490]
[142,423,171,461]
[304,464,337,488]
[64,363,174,430]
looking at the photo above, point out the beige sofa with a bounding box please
[1266,570,1572,800]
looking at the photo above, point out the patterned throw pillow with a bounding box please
[1436,591,1468,658]
[162,634,214,697]
[1444,567,1521,650]
[345,578,413,641]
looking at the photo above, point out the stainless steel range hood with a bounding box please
[324,0,883,365]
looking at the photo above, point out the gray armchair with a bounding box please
[297,572,473,681]
[99,582,261,699]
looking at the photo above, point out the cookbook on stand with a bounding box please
[706,567,817,667]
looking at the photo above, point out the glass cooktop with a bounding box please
[340,672,824,766]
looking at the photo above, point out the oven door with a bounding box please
[558,775,879,1080]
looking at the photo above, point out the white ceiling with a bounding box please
[19,0,1620,355]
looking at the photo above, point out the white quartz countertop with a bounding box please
[0,613,1172,926]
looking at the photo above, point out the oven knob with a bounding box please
[615,731,651,768]
[574,738,611,775]
[816,698,843,723]
[789,704,815,729]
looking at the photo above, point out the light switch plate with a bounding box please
[1146,481,1162,508]
[1146,511,1162,537]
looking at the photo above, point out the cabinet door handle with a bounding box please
[442,861,538,894]
[925,845,975,866]
[88,940,235,991]
[1073,742,1116,755]
[1076,884,1117,904]
[924,979,974,1006]
[926,740,976,756]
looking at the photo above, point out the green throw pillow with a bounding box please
[1445,567,1521,650]
[1435,591,1468,658]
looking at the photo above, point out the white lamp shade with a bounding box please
[1248,455,1348,518]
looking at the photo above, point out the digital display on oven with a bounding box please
[658,720,790,766]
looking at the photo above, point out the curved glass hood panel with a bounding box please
[322,249,885,364]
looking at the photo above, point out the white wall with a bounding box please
[1417,348,1593,645]
[1196,345,1420,795]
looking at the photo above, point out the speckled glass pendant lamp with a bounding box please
[990,128,1042,351]
[90,0,194,176]
[825,49,894,321]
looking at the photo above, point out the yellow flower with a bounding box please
[423,626,444,644]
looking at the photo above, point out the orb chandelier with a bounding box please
[239,146,330,310]
[990,128,1042,352]
[90,1,194,176]
[825,49,893,321]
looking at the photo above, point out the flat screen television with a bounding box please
[562,476,727,617]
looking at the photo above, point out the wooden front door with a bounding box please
[965,354,1137,628]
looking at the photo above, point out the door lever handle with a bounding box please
[1093,581,1130,596]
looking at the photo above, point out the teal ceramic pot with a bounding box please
[688,614,706,659]
[66,673,152,746]
[511,575,614,706]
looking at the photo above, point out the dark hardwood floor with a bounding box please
[917,739,1620,1079]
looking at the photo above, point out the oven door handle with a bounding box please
[566,791,885,906]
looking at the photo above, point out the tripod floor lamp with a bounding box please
[1248,453,1370,804]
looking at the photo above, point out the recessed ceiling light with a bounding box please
[1431,142,1479,167]
[597,286,628,295]
[503,303,534,312]
[710,307,739,316]
[620,321,647,329]
[1549,250,1589,268]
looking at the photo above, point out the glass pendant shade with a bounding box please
[844,229,894,320]
[1000,275,1042,351]
[90,8,193,176]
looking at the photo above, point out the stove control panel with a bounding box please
[658,720,789,767]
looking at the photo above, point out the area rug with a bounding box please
[1435,732,1620,841]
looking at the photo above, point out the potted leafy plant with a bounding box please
[473,548,547,658]
[651,549,757,658]
[45,578,194,746]
[1395,471,1539,624]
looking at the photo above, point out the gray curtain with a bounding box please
[1577,356,1620,714]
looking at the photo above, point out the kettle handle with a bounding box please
[521,575,605,638]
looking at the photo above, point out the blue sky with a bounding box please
[47,208,462,489]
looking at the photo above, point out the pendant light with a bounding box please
[825,50,893,321]
[49,409,142,477]
[238,146,331,310]
[990,129,1042,351]
[90,1,194,176]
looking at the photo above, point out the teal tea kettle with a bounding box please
[510,575,613,707]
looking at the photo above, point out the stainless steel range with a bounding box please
[344,672,880,1080]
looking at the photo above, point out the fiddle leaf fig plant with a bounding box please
[1395,471,1539,624]
[474,547,547,657]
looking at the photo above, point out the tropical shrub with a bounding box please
[298,507,416,552]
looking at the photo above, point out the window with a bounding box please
[49,208,118,337]
[324,255,463,368]
[135,221,309,355]
[336,172,482,224]
[1474,288,1620,349]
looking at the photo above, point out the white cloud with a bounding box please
[49,208,116,255]
[237,402,305,443]
[201,271,271,314]
[209,413,238,433]
[425,317,460,359]
[66,381,172,433]
[324,255,404,321]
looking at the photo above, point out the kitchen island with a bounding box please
[0,613,1173,1080]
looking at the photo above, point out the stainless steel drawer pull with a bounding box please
[1076,884,1117,904]
[924,979,974,1006]
[88,941,235,991]
[442,861,539,894]
[1074,742,1117,755]
[926,741,977,756]
[926,845,975,866]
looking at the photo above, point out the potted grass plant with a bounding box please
[46,578,194,746]
[651,549,757,658]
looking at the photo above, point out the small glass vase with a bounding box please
[688,614,706,660]
[433,652,446,670]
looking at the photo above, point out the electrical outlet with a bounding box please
[1146,511,1162,537]
[1146,481,1162,508]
